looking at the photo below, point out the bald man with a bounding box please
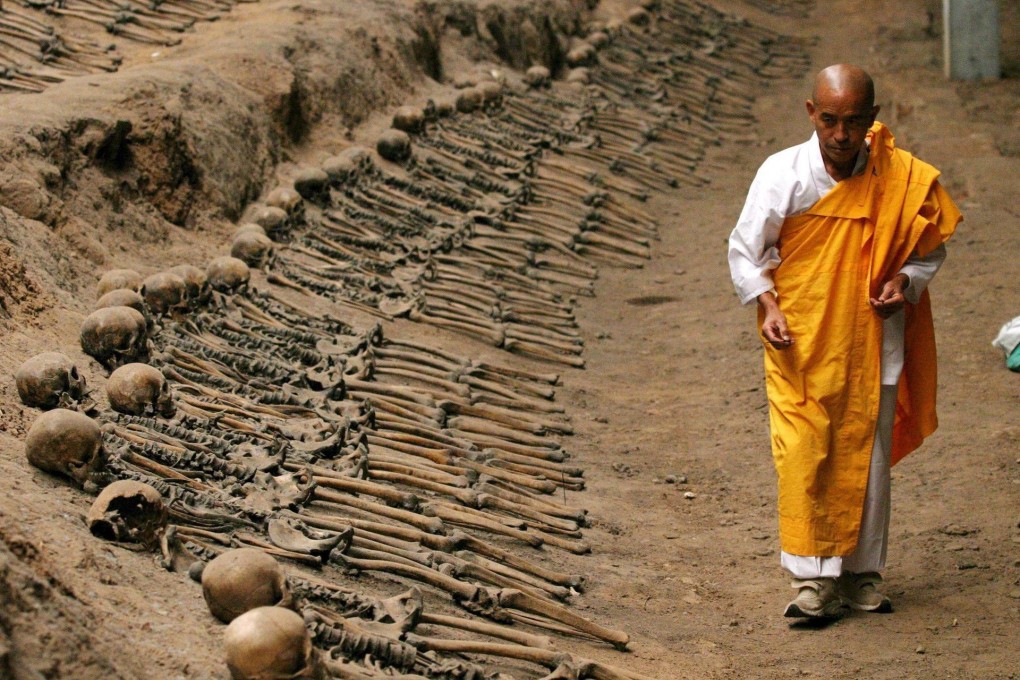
[729,65,962,619]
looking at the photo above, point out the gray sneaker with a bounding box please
[837,572,893,613]
[783,578,848,618]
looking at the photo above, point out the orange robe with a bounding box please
[763,122,961,556]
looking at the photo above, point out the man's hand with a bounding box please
[757,292,793,348]
[869,273,910,319]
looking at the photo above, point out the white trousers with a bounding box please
[780,384,897,579]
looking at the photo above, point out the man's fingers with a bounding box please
[763,323,793,347]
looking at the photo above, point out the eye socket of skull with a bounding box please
[87,480,167,547]
[224,606,316,680]
[202,548,292,623]
[80,306,149,370]
[96,269,143,298]
[16,352,86,409]
[24,408,104,486]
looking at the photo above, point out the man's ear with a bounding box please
[870,104,881,122]
[805,99,816,118]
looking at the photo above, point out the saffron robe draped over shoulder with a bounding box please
[762,122,961,556]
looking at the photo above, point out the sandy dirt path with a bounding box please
[552,1,1020,678]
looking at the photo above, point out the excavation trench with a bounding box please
[0,1,813,678]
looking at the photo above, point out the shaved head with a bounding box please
[812,64,875,109]
[805,64,880,180]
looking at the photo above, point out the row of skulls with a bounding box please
[14,216,321,677]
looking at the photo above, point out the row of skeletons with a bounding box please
[0,0,256,92]
[14,1,810,678]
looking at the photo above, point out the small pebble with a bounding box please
[1008,589,1020,599]
[664,474,677,484]
[684,491,696,499]
[915,645,926,654]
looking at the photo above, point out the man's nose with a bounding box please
[833,121,849,142]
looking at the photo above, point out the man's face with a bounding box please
[806,87,879,173]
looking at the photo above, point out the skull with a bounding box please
[391,105,425,134]
[524,65,552,89]
[96,269,143,297]
[454,86,483,114]
[140,272,187,316]
[587,30,610,48]
[15,352,88,410]
[266,187,303,218]
[223,606,319,680]
[234,223,267,237]
[430,96,456,119]
[566,42,597,67]
[80,306,150,369]
[95,288,149,320]
[167,264,211,307]
[24,408,105,486]
[202,548,292,623]
[86,480,168,548]
[251,205,290,241]
[106,363,175,417]
[206,257,251,293]
[626,7,650,26]
[477,80,503,106]
[567,67,591,85]
[293,167,330,204]
[231,230,275,269]
[376,129,412,163]
[322,146,373,187]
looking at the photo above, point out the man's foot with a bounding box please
[783,578,848,618]
[837,571,893,612]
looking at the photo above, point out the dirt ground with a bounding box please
[1,0,1019,678]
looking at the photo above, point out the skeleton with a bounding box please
[15,351,88,410]
[42,6,819,677]
[202,548,294,623]
[106,362,175,417]
[223,606,321,680]
[24,408,105,486]
[86,479,168,548]
[80,305,150,369]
